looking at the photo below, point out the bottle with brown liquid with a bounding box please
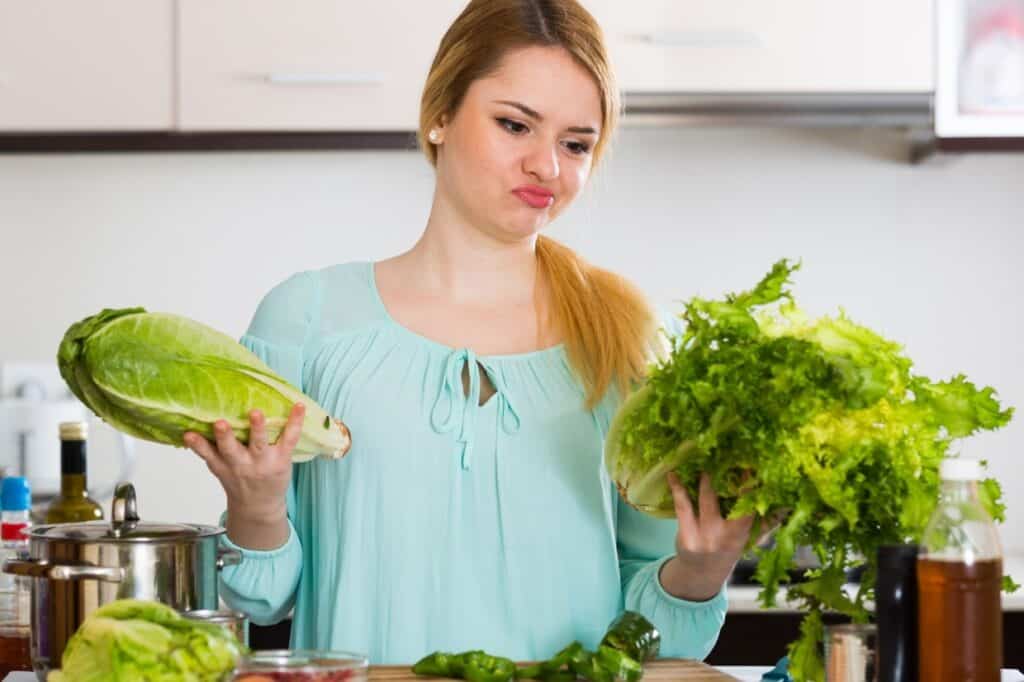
[917,458,1003,682]
[44,422,104,524]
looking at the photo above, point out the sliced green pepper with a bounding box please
[594,645,643,682]
[568,647,608,682]
[544,641,584,673]
[599,611,661,663]
[462,651,517,682]
[447,650,486,678]
[413,651,455,677]
[516,641,585,680]
[412,637,645,682]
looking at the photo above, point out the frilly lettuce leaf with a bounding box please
[604,259,1014,681]
[49,599,244,682]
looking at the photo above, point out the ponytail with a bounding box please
[536,235,663,409]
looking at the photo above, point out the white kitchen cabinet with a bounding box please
[0,1,173,131]
[586,0,934,94]
[177,0,468,131]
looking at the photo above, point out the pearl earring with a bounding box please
[428,129,441,144]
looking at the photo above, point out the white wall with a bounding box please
[1,126,1022,553]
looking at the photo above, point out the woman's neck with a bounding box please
[399,204,540,308]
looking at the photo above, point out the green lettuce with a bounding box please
[58,307,351,462]
[47,599,244,682]
[604,260,1014,681]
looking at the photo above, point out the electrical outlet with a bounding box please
[0,362,74,401]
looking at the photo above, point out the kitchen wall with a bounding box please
[1,126,1022,553]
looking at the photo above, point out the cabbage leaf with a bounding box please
[58,307,351,462]
[47,599,243,682]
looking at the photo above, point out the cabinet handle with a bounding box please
[264,72,384,85]
[629,30,762,48]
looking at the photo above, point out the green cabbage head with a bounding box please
[58,307,351,462]
[46,599,244,682]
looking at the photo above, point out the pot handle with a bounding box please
[3,559,125,583]
[216,548,242,571]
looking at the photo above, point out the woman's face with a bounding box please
[433,45,603,243]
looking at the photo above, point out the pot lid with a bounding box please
[29,520,221,542]
[28,482,223,542]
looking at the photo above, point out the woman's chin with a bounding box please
[499,213,551,240]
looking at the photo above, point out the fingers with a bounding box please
[667,471,698,536]
[698,472,723,521]
[274,403,306,454]
[183,431,227,479]
[753,508,789,545]
[212,419,245,460]
[249,410,269,452]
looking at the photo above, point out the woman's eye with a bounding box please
[564,140,591,156]
[497,118,528,134]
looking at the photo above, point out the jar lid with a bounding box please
[29,520,223,543]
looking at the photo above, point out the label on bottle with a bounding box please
[0,524,28,542]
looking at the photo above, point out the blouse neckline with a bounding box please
[364,261,566,363]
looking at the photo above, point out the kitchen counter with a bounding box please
[7,666,1024,681]
[728,555,1024,613]
[0,663,740,681]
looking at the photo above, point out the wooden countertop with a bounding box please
[369,659,739,680]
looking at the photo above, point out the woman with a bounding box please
[185,0,755,665]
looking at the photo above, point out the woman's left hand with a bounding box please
[658,471,755,602]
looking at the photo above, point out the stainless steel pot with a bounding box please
[182,608,249,647]
[3,482,240,680]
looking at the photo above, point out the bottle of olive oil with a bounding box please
[44,422,104,523]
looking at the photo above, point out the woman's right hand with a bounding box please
[184,403,305,526]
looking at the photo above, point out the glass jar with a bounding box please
[233,650,369,681]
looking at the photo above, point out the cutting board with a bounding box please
[369,659,740,680]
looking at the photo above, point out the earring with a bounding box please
[428,129,441,144]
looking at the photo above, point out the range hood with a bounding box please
[619,92,937,162]
[621,92,932,129]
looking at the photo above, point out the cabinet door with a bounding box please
[587,0,933,93]
[0,0,173,131]
[178,0,467,131]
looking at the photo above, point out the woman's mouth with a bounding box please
[512,185,555,209]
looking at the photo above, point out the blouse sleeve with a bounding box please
[217,271,319,626]
[608,306,727,660]
[615,498,728,660]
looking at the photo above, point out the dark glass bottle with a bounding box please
[44,422,104,524]
[876,543,918,682]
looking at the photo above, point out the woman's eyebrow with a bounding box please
[494,99,598,135]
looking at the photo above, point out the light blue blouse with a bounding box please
[218,261,727,665]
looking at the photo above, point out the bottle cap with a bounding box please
[940,457,983,481]
[1,477,32,511]
[59,421,88,441]
[877,543,919,573]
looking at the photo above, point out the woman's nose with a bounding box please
[522,141,559,182]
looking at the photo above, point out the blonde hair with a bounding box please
[419,0,661,408]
